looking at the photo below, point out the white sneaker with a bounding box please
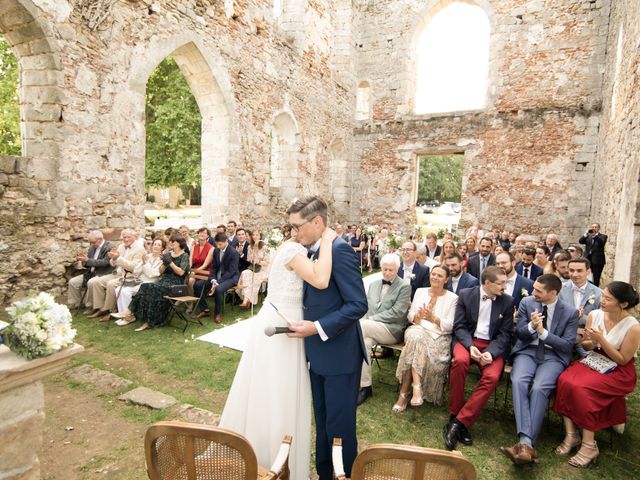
[115,318,135,326]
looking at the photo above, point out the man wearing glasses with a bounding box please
[397,241,430,300]
[444,265,514,451]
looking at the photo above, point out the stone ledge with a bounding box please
[0,344,84,394]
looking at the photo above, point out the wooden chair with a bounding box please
[145,421,291,480]
[332,438,476,480]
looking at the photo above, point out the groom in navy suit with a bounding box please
[287,196,368,480]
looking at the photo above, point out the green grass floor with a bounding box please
[67,299,640,479]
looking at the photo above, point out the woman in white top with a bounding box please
[553,281,640,468]
[393,264,458,411]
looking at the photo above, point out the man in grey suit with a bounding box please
[558,257,602,357]
[500,274,579,465]
[67,230,114,310]
[357,253,411,405]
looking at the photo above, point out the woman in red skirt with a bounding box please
[553,281,640,468]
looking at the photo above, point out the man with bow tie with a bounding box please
[357,253,411,405]
[443,266,514,450]
[558,257,602,357]
[500,274,578,465]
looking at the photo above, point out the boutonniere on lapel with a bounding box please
[521,288,529,297]
[587,294,596,305]
[408,273,416,281]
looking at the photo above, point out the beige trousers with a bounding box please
[360,319,397,388]
[67,274,88,308]
[89,273,119,311]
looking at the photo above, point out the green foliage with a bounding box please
[417,154,463,203]
[0,35,21,155]
[145,57,201,194]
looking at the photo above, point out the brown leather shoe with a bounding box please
[87,309,107,318]
[196,310,210,319]
[214,314,222,324]
[99,313,112,322]
[501,443,539,465]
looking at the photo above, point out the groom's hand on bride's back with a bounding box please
[287,320,318,338]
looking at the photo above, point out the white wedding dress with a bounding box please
[219,241,311,480]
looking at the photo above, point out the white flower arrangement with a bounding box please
[363,225,378,238]
[266,228,284,248]
[521,288,529,297]
[3,292,76,360]
[587,294,596,305]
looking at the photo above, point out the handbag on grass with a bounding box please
[579,351,618,374]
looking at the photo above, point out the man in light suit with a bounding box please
[466,237,496,280]
[558,257,602,357]
[444,266,514,450]
[445,252,479,294]
[515,248,543,281]
[579,223,607,286]
[357,253,411,405]
[286,197,368,480]
[397,241,430,300]
[495,251,534,312]
[500,274,579,465]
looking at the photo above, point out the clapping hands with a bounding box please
[530,309,545,335]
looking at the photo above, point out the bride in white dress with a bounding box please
[219,227,337,480]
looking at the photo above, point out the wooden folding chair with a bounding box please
[164,294,203,334]
[332,438,476,480]
[145,421,291,480]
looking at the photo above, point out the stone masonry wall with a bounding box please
[591,0,640,286]
[351,0,609,243]
[0,0,355,304]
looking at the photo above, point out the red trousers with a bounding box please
[448,339,504,429]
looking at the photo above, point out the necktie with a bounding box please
[217,250,223,280]
[481,256,487,273]
[382,280,392,285]
[573,286,586,295]
[536,305,549,360]
[482,294,495,301]
[524,267,529,278]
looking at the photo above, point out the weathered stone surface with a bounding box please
[0,411,44,472]
[66,364,133,393]
[0,382,43,424]
[169,403,220,426]
[118,386,178,409]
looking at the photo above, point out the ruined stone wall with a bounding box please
[591,0,640,286]
[351,0,609,243]
[0,0,355,304]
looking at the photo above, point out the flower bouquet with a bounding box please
[3,292,76,360]
[266,228,284,249]
[385,233,403,253]
[363,225,378,239]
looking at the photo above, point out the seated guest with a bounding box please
[545,234,562,258]
[553,282,639,468]
[87,229,145,322]
[515,248,543,281]
[534,245,550,271]
[417,243,438,269]
[127,234,190,332]
[510,244,524,265]
[357,254,411,405]
[558,257,602,357]
[438,240,457,265]
[546,250,572,283]
[500,275,578,465]
[425,233,441,260]
[68,230,113,310]
[466,237,495,280]
[179,225,194,252]
[235,228,250,271]
[194,232,240,323]
[393,265,457,411]
[188,227,214,292]
[226,220,239,248]
[495,251,533,312]
[237,230,270,308]
[111,238,165,325]
[499,231,511,251]
[397,241,430,300]
[567,245,584,259]
[350,226,366,269]
[443,266,513,450]
[456,243,469,271]
[445,253,478,295]
[464,237,477,256]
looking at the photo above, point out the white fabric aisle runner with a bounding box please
[197,272,383,352]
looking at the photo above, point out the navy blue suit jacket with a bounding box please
[510,274,534,310]
[453,286,514,359]
[303,238,368,376]
[466,254,496,280]
[208,246,240,285]
[511,296,579,367]
[515,262,543,282]
[446,272,479,295]
[397,262,430,300]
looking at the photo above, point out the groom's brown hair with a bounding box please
[287,196,328,224]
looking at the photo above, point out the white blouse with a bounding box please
[408,288,458,339]
[591,309,639,350]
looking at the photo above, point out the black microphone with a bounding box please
[264,325,293,337]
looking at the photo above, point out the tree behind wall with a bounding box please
[145,57,201,203]
[417,155,463,203]
[0,36,20,156]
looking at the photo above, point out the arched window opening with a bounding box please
[0,35,20,155]
[145,56,202,209]
[415,1,490,114]
[355,81,370,121]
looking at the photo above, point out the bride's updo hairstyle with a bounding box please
[606,281,640,310]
